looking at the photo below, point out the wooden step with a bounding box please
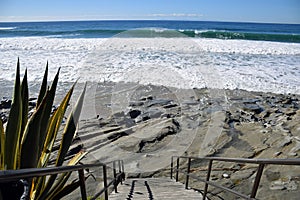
[109,178,203,199]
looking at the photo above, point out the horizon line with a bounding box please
[1,18,300,25]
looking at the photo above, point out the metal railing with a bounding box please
[0,160,125,200]
[171,156,300,200]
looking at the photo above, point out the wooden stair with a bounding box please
[109,177,203,200]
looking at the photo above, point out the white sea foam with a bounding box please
[44,33,82,38]
[0,27,17,30]
[0,37,299,94]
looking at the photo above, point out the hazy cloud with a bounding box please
[149,13,203,18]
[0,13,204,22]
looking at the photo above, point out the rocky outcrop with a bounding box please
[1,83,299,199]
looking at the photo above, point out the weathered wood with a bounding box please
[109,178,202,199]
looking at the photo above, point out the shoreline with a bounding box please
[1,37,299,95]
[1,80,300,120]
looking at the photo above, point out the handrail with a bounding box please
[171,156,300,200]
[0,160,125,200]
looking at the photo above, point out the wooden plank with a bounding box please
[109,178,203,199]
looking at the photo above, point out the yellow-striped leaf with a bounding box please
[37,63,48,108]
[43,151,87,199]
[37,68,60,162]
[39,83,74,167]
[56,83,86,167]
[38,83,86,200]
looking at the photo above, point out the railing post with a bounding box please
[176,158,180,182]
[121,160,125,179]
[122,160,125,181]
[118,160,123,184]
[103,165,109,200]
[203,160,213,200]
[113,161,117,193]
[78,169,87,200]
[118,160,122,173]
[171,157,174,179]
[250,164,265,198]
[185,158,191,189]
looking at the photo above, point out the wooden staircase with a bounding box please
[109,177,202,200]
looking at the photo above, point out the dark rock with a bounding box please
[129,101,144,107]
[163,104,178,109]
[146,108,163,118]
[172,118,180,129]
[182,100,199,106]
[135,108,163,123]
[282,98,293,105]
[98,119,111,126]
[115,117,135,127]
[128,110,141,119]
[28,97,37,108]
[147,99,172,107]
[285,108,296,116]
[0,112,7,123]
[242,98,261,104]
[161,113,175,118]
[242,103,264,114]
[259,110,271,118]
[107,131,129,141]
[139,96,153,101]
[28,101,36,107]
[137,119,180,152]
[0,99,12,109]
[28,97,37,101]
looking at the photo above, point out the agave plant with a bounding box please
[0,59,87,199]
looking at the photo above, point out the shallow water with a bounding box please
[0,37,299,94]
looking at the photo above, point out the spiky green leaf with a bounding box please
[0,119,5,170]
[56,83,86,166]
[20,92,48,169]
[20,69,28,144]
[38,68,60,161]
[45,151,87,199]
[36,63,48,108]
[49,180,82,200]
[4,58,22,169]
[39,83,74,167]
[38,83,86,199]
[38,151,87,200]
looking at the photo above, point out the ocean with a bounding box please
[0,20,299,96]
[1,20,300,42]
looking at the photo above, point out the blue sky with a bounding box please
[0,0,299,23]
